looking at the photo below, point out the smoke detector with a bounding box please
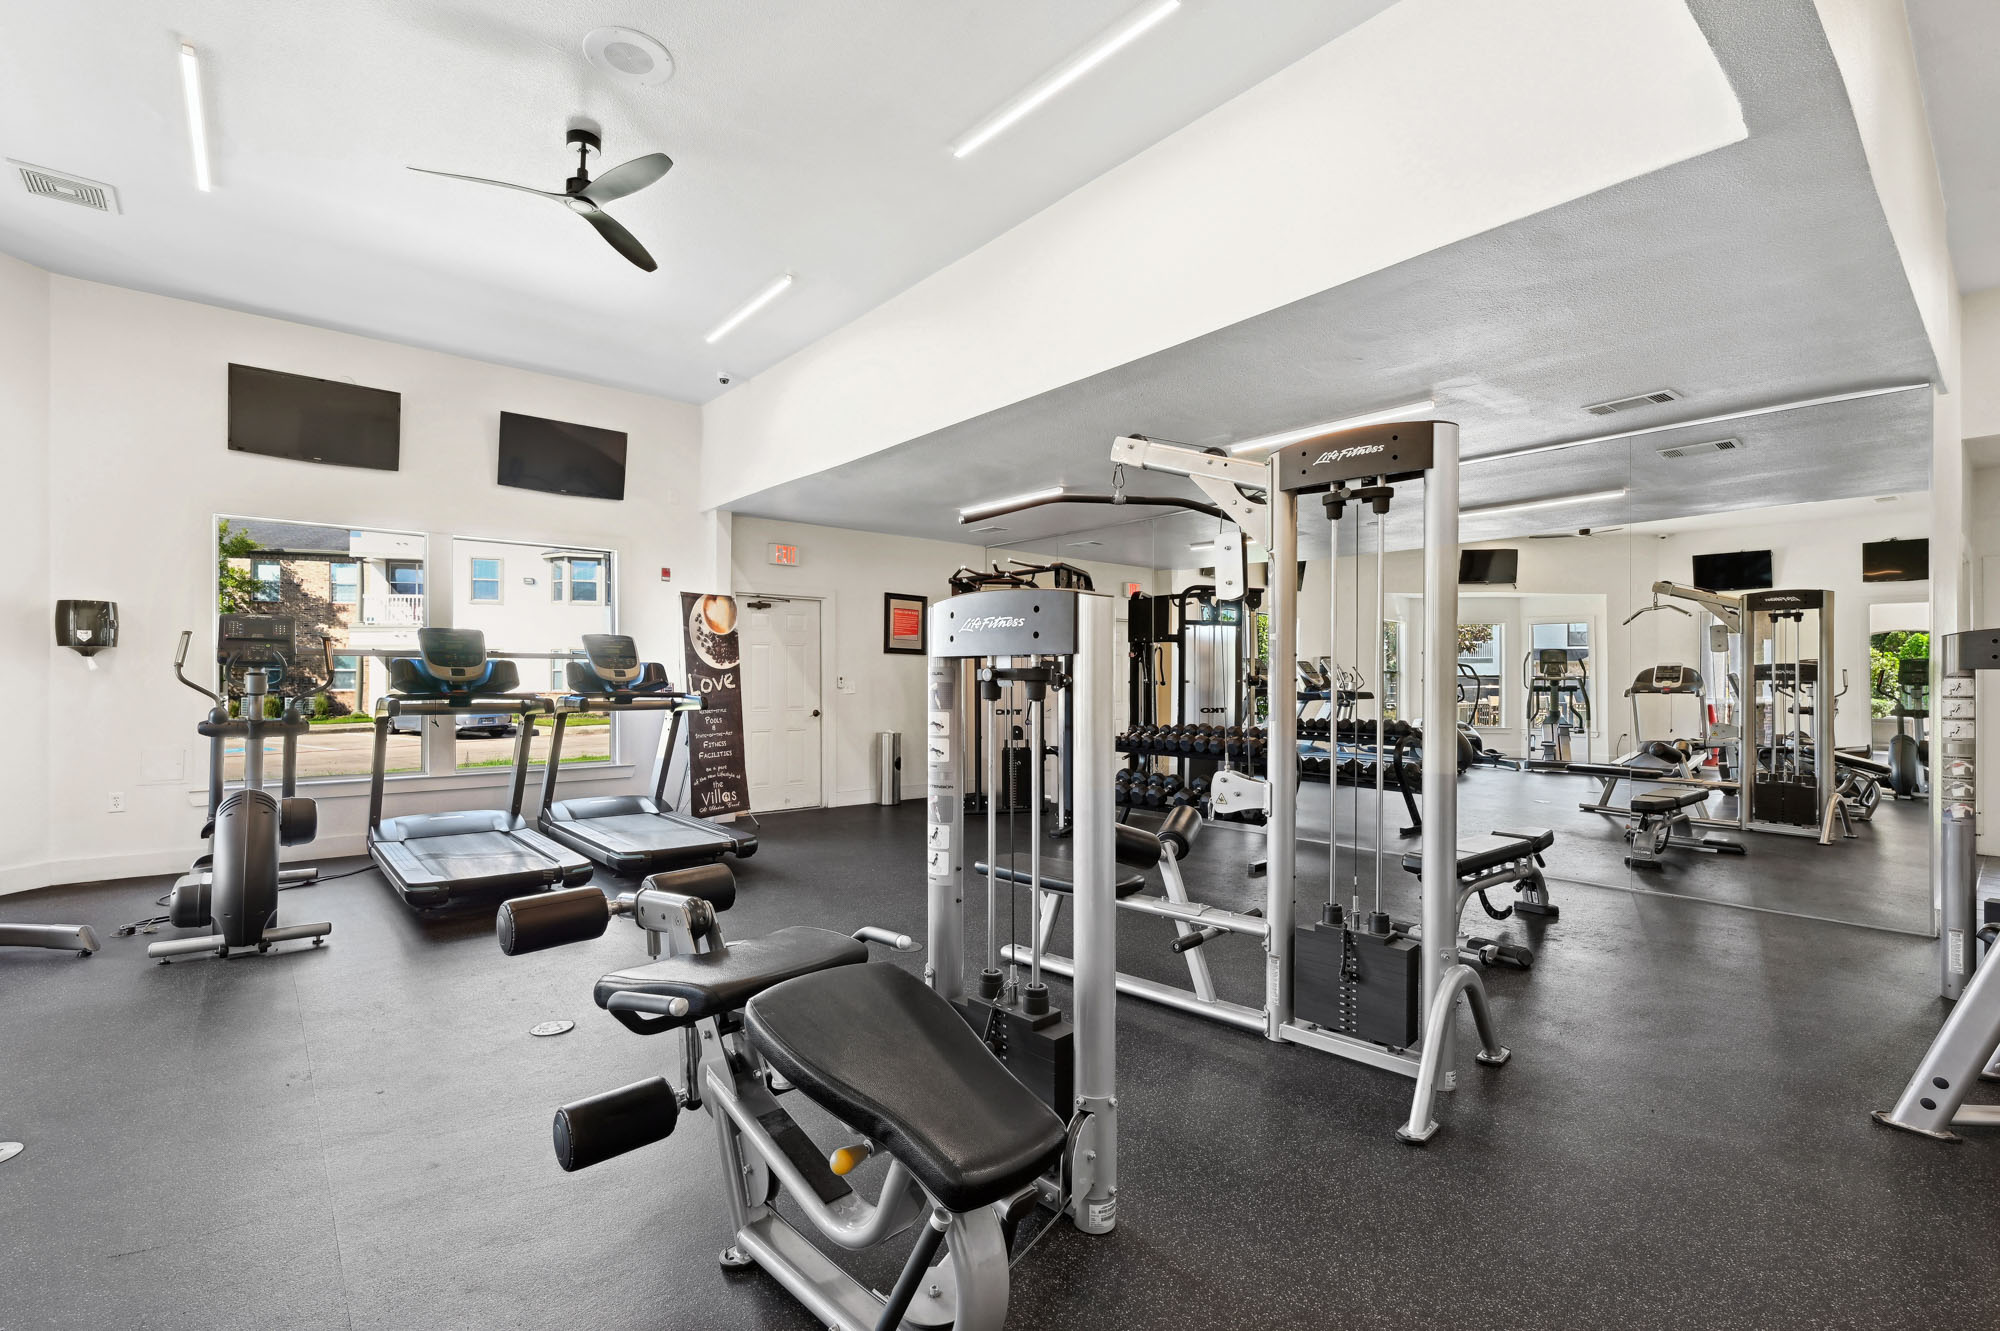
[582,28,675,87]
[10,160,119,213]
[1584,388,1681,416]
[1656,437,1741,461]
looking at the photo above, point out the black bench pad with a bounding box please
[593,927,868,1023]
[1630,789,1709,814]
[1838,753,1892,778]
[975,860,1147,898]
[746,964,1068,1213]
[1402,827,1555,878]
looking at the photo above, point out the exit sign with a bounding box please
[768,543,801,566]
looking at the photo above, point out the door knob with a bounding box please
[811,709,821,718]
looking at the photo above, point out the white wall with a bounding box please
[1965,287,2000,441]
[700,0,1745,509]
[6,272,711,893]
[729,517,1160,807]
[0,253,52,891]
[1814,0,1958,383]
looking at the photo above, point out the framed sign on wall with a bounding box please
[884,592,928,655]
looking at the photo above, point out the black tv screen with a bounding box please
[1691,549,1772,592]
[1862,538,1928,583]
[497,411,627,501]
[1459,549,1518,584]
[228,364,400,471]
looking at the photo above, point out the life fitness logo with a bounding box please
[963,615,1028,632]
[1313,443,1386,465]
[1764,595,1803,604]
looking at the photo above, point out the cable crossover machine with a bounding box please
[1110,419,1542,1143]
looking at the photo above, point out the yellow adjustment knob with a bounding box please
[828,1142,873,1176]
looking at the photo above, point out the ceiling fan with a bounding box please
[409,127,671,272]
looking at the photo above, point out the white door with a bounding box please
[742,598,824,812]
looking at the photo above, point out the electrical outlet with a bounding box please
[108,792,126,813]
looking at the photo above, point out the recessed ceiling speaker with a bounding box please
[583,27,675,87]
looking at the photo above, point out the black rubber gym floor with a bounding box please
[1302,764,1935,934]
[2,799,1990,1331]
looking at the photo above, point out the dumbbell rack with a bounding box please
[1114,723,1267,814]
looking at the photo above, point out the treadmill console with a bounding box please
[581,633,642,685]
[218,614,294,662]
[417,628,490,682]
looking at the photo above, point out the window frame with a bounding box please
[251,559,281,603]
[469,556,504,605]
[331,653,360,692]
[1456,621,1506,729]
[567,557,602,605]
[330,560,360,606]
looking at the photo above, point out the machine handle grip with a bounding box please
[852,926,920,952]
[496,887,610,955]
[606,992,691,1019]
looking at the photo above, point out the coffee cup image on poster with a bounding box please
[680,592,751,817]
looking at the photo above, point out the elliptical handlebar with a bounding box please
[173,629,224,706]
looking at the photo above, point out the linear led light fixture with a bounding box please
[950,0,1181,158]
[1463,383,1931,468]
[1463,487,1628,519]
[959,486,1066,520]
[705,273,795,344]
[1227,399,1438,455]
[179,42,212,192]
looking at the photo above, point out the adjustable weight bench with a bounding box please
[1625,788,1745,868]
[498,868,1068,1331]
[1398,827,1558,969]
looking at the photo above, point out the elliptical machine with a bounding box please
[149,615,331,963]
[1886,656,1929,800]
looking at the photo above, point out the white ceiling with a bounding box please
[730,0,1939,563]
[0,0,1391,403]
[1907,0,2000,292]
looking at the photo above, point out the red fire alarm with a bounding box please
[659,567,672,581]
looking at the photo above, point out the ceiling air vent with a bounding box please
[10,160,119,213]
[1656,437,1741,461]
[1584,388,1681,416]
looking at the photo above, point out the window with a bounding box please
[217,517,426,783]
[470,557,503,604]
[549,555,606,603]
[1457,623,1504,727]
[330,562,359,605]
[1381,621,1401,721]
[1532,622,1590,653]
[453,538,616,771]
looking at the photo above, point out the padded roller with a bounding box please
[1114,822,1163,869]
[552,1076,679,1172]
[495,886,610,956]
[1156,805,1202,859]
[641,862,737,913]
[278,796,318,848]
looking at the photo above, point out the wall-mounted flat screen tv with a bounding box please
[1691,549,1773,592]
[228,364,400,471]
[497,411,627,501]
[1459,549,1519,585]
[1862,538,1928,583]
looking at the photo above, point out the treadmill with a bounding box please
[536,633,757,874]
[367,628,593,909]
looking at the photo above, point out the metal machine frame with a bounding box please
[927,586,1120,1233]
[1113,424,1511,1143]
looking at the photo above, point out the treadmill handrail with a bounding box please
[554,691,702,714]
[375,693,554,718]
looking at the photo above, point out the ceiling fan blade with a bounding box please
[408,165,566,199]
[574,202,658,272]
[580,152,673,205]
